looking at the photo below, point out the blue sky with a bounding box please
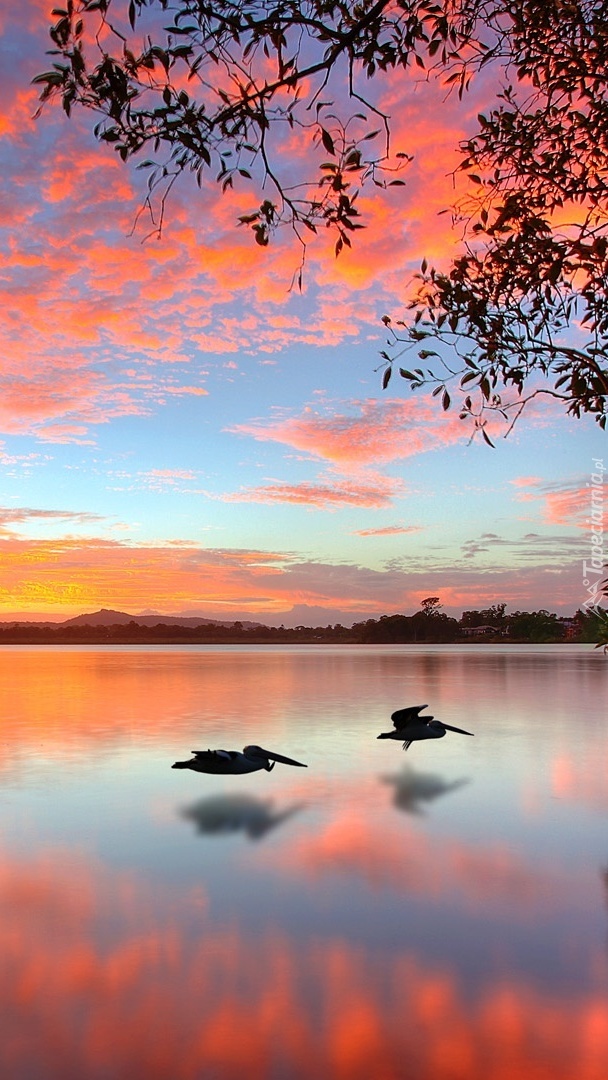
[0,0,602,623]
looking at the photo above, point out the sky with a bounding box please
[0,0,604,626]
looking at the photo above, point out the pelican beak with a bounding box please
[442,723,474,736]
[263,749,308,767]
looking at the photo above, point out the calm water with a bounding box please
[1,644,608,1079]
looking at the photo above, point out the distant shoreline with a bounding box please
[0,605,601,646]
[0,628,595,647]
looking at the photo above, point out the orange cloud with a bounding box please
[0,516,588,622]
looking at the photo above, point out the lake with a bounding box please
[1,644,607,1079]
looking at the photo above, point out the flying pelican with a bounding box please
[377,704,474,750]
[172,744,308,775]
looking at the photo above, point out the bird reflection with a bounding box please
[179,793,304,840]
[382,765,468,815]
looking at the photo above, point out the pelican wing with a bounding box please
[191,749,234,761]
[390,705,430,729]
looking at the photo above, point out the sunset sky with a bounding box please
[0,0,603,625]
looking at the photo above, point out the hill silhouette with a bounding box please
[62,608,260,629]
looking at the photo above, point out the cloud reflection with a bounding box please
[1,841,608,1079]
[179,793,304,840]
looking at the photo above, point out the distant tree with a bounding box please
[572,605,608,643]
[460,609,482,628]
[506,609,565,643]
[355,611,458,643]
[410,609,460,642]
[35,1,608,432]
[420,596,442,617]
[461,603,506,628]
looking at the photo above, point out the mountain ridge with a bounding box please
[63,608,263,629]
[2,608,263,630]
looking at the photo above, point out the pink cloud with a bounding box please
[512,477,595,527]
[354,525,423,537]
[229,398,467,470]
[510,476,544,488]
[225,472,406,509]
[159,386,208,396]
[0,10,523,451]
[0,5,594,473]
[0,507,102,537]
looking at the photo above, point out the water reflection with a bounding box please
[1,645,607,1079]
[2,842,608,1080]
[381,765,469,815]
[180,793,304,840]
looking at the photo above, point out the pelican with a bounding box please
[377,704,474,750]
[172,744,308,775]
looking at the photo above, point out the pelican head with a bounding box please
[243,745,308,771]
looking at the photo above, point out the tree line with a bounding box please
[0,602,604,644]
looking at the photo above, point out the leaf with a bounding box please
[382,366,392,389]
[320,128,335,155]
